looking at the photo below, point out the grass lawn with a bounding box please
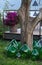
[0,38,42,65]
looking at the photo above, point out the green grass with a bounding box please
[0,38,42,65]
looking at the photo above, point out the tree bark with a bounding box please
[26,31,33,50]
[18,0,33,49]
[19,0,31,43]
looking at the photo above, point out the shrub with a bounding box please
[3,12,19,26]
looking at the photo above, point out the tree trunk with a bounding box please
[18,0,33,49]
[26,31,33,50]
[10,25,17,32]
[20,0,31,43]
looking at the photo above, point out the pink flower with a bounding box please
[3,12,18,26]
